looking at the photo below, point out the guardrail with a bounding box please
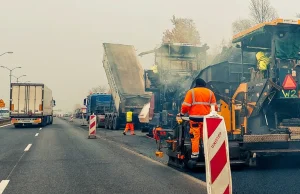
[0,118,10,126]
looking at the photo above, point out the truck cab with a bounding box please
[84,93,113,127]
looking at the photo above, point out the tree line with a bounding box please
[90,0,298,94]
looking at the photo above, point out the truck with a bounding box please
[139,43,209,132]
[155,18,300,169]
[0,107,9,119]
[10,83,56,128]
[102,43,152,130]
[84,93,113,127]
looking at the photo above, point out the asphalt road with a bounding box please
[0,119,206,194]
[70,118,300,194]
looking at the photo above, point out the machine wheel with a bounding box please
[167,156,187,170]
[112,116,119,130]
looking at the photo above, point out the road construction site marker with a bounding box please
[24,144,32,152]
[0,180,10,194]
[203,108,232,194]
[88,115,97,139]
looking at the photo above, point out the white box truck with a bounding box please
[10,83,56,128]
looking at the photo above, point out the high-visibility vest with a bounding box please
[256,52,270,71]
[126,111,133,122]
[151,65,158,73]
[181,87,217,120]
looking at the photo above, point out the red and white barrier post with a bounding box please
[203,106,232,194]
[88,114,97,139]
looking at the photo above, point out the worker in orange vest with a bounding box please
[178,78,218,160]
[123,109,136,135]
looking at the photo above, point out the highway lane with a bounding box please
[0,124,40,182]
[0,119,206,194]
[70,118,300,194]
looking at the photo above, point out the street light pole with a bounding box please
[0,66,22,87]
[12,74,26,83]
[0,52,13,57]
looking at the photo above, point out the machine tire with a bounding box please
[112,116,119,130]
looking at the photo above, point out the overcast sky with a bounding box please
[0,0,299,112]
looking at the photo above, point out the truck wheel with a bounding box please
[42,117,47,127]
[112,117,119,130]
[50,116,53,125]
[108,117,113,130]
[104,117,109,129]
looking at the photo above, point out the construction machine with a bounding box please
[155,19,300,169]
[140,43,209,132]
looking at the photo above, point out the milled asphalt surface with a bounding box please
[0,118,206,194]
[71,118,300,194]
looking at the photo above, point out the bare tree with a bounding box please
[162,15,201,44]
[73,104,82,111]
[296,13,300,18]
[232,18,253,34]
[88,85,108,94]
[249,0,278,24]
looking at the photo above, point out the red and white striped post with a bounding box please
[203,107,232,194]
[88,114,97,139]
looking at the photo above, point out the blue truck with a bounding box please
[84,93,114,127]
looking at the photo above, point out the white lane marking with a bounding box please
[39,128,42,130]
[0,180,10,194]
[0,124,12,128]
[24,144,32,152]
[35,133,39,137]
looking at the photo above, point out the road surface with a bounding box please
[71,118,300,194]
[0,119,206,194]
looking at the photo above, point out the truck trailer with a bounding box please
[10,83,56,128]
[102,43,152,130]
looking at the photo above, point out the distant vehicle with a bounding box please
[10,83,56,128]
[0,108,9,119]
[63,113,70,120]
[84,93,113,127]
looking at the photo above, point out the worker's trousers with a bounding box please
[124,122,134,134]
[189,121,203,158]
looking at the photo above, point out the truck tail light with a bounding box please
[11,118,17,124]
[39,104,43,111]
[34,118,42,123]
[11,104,14,111]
